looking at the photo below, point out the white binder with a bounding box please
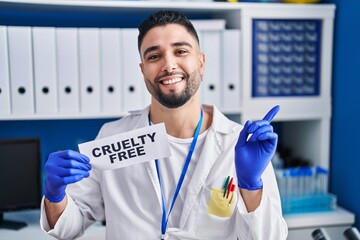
[79,28,101,113]
[121,29,147,112]
[222,29,241,111]
[7,26,35,114]
[56,28,80,114]
[0,26,11,115]
[190,19,226,31]
[199,30,222,107]
[100,28,122,114]
[32,27,58,114]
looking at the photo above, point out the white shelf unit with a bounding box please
[239,3,335,171]
[240,4,334,119]
[0,1,334,120]
[0,0,353,238]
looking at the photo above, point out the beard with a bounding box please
[145,70,202,109]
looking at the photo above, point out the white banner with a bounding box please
[78,123,171,170]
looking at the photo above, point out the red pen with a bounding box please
[226,177,233,199]
[228,184,236,205]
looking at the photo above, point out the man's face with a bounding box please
[139,24,205,108]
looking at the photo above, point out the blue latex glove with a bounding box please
[235,105,280,190]
[44,150,91,203]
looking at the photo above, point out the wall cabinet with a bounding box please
[0,0,354,239]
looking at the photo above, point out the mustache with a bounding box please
[155,71,189,82]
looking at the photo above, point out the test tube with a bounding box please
[303,167,313,196]
[299,167,306,197]
[289,168,298,197]
[309,167,317,195]
[284,168,292,213]
[275,169,285,197]
[283,170,288,198]
[316,166,328,194]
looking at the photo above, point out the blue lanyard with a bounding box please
[148,110,203,239]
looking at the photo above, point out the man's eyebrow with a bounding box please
[172,41,193,48]
[143,45,160,59]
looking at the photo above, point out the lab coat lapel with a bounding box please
[145,161,162,208]
[180,128,222,227]
[134,106,163,208]
[180,105,236,228]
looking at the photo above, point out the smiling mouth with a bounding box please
[161,77,183,85]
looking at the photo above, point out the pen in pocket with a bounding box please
[223,176,230,198]
[228,184,236,205]
[226,177,234,199]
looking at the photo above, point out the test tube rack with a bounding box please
[276,166,337,215]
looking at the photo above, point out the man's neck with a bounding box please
[149,96,211,138]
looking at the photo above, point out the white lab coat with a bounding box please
[40,105,288,240]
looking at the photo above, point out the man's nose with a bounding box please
[161,54,177,72]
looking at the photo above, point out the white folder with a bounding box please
[100,28,122,114]
[79,28,101,113]
[199,30,222,107]
[0,26,11,115]
[32,27,58,114]
[7,26,35,114]
[121,28,146,112]
[56,28,80,113]
[191,19,226,31]
[222,29,241,111]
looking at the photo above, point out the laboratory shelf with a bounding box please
[0,110,246,121]
[0,113,124,121]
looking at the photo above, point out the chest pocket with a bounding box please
[195,186,237,239]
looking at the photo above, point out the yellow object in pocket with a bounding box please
[208,188,236,217]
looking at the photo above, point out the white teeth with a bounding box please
[162,78,182,85]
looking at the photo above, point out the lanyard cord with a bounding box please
[148,110,203,239]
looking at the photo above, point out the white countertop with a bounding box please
[285,206,355,229]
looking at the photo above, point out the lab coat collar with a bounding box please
[127,105,151,129]
[202,104,239,135]
[128,104,239,135]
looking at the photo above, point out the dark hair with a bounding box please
[138,10,199,52]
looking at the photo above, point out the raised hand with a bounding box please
[235,105,280,190]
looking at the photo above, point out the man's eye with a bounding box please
[148,54,159,61]
[176,49,187,55]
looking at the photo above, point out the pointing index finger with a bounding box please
[262,105,280,123]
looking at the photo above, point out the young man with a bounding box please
[41,11,288,239]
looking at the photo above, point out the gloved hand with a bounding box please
[235,105,280,190]
[44,150,91,203]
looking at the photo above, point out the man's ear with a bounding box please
[199,52,205,75]
[139,62,144,75]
